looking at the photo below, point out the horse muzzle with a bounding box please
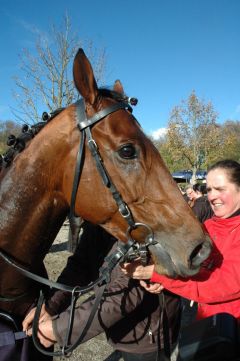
[149,236,212,278]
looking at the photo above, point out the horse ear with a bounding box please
[113,80,124,94]
[73,49,99,105]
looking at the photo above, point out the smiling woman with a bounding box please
[206,160,240,218]
[123,159,240,322]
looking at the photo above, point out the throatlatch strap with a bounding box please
[159,293,171,361]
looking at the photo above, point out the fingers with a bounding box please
[38,320,56,348]
[140,280,164,294]
[39,308,51,323]
[22,304,50,333]
[23,305,56,348]
[26,319,56,348]
[121,262,154,280]
[26,327,33,337]
[22,307,36,331]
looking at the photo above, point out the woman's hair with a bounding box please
[207,159,240,187]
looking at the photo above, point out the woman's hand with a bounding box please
[36,319,56,348]
[121,260,164,294]
[139,280,164,294]
[22,304,51,332]
[23,308,56,348]
[22,304,56,347]
[121,260,155,279]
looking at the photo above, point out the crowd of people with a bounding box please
[185,183,213,222]
[22,159,240,361]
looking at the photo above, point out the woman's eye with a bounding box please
[118,144,137,159]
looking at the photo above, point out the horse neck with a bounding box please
[0,117,76,315]
[0,112,76,262]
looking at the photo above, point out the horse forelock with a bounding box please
[99,88,126,103]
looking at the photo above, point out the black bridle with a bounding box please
[69,98,157,264]
[0,97,157,357]
[70,99,136,229]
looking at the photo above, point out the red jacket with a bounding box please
[151,213,240,320]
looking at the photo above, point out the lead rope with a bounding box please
[31,240,135,357]
[0,245,132,357]
[158,293,171,361]
[32,284,107,357]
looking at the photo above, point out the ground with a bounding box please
[43,222,123,361]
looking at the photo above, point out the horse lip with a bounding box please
[148,244,177,278]
[148,243,202,278]
[190,238,212,268]
[176,263,200,278]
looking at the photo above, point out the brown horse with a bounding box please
[0,49,211,320]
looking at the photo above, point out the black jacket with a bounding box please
[192,196,213,223]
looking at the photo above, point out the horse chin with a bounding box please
[153,263,178,278]
[149,244,201,279]
[148,244,178,278]
[174,263,201,278]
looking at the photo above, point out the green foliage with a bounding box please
[166,91,220,170]
[154,92,240,172]
[220,120,240,162]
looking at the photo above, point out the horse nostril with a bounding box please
[189,240,212,268]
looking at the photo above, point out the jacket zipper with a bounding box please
[148,328,155,344]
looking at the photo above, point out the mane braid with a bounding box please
[0,88,137,172]
[0,108,65,171]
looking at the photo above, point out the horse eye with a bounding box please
[118,144,137,159]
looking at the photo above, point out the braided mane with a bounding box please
[0,88,137,173]
[0,108,65,171]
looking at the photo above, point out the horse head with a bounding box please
[0,48,211,317]
[68,49,211,277]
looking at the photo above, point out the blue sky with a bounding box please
[1,0,240,137]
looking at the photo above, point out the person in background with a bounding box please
[177,184,188,203]
[122,159,240,322]
[23,222,181,361]
[182,182,213,325]
[186,183,213,223]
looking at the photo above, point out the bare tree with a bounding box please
[12,14,106,124]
